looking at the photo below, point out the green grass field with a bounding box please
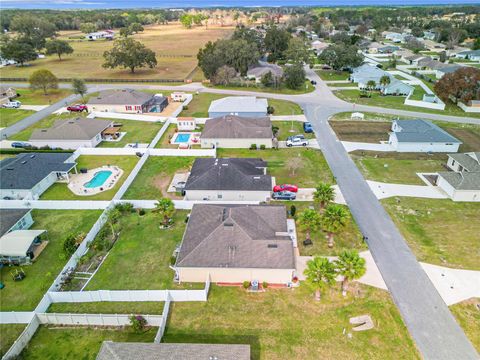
[164,284,419,360]
[16,89,73,105]
[383,198,480,270]
[0,210,102,311]
[97,119,163,148]
[450,298,480,353]
[217,148,334,187]
[0,108,35,128]
[40,155,139,200]
[155,123,180,149]
[20,326,156,360]
[48,301,165,315]
[1,324,25,357]
[85,210,188,290]
[272,121,315,141]
[123,156,195,199]
[316,70,350,81]
[209,80,315,95]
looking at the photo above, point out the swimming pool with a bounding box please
[84,170,112,188]
[174,133,191,143]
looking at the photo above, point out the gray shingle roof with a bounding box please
[247,62,283,78]
[448,152,480,173]
[176,204,295,269]
[0,153,76,190]
[30,118,112,141]
[96,342,250,360]
[208,96,268,113]
[185,158,272,191]
[88,89,153,105]
[201,115,272,139]
[0,209,30,237]
[437,171,480,190]
[393,119,462,144]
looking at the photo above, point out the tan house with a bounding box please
[175,204,296,285]
[0,86,17,105]
[87,89,168,114]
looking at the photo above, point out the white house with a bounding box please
[175,204,296,285]
[171,92,187,102]
[208,96,268,118]
[436,152,480,202]
[183,158,273,201]
[86,30,114,40]
[388,119,462,153]
[176,117,196,131]
[455,50,480,61]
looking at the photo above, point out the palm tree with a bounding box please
[153,198,175,227]
[322,204,349,248]
[366,80,376,91]
[298,209,322,242]
[304,256,336,301]
[379,75,391,91]
[313,183,335,210]
[335,250,366,296]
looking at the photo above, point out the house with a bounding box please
[395,49,414,62]
[435,64,462,79]
[0,209,34,237]
[171,92,187,102]
[200,115,273,149]
[456,50,480,61]
[382,79,414,96]
[436,152,480,202]
[86,30,114,40]
[405,55,428,66]
[0,86,17,105]
[208,96,268,118]
[311,40,329,55]
[388,119,462,152]
[384,32,404,43]
[176,117,196,131]
[422,39,446,50]
[184,158,273,201]
[28,118,113,150]
[350,64,413,95]
[423,31,437,40]
[175,204,296,284]
[377,45,399,54]
[247,62,283,83]
[366,42,383,54]
[0,153,77,200]
[87,89,168,114]
[96,342,251,360]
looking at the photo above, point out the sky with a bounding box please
[2,0,479,9]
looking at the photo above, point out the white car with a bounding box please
[2,101,21,108]
[286,137,309,147]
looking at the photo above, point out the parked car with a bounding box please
[273,184,298,193]
[272,191,296,200]
[310,80,317,85]
[2,101,21,108]
[287,134,305,141]
[303,122,313,133]
[11,142,31,148]
[286,137,309,147]
[67,104,88,112]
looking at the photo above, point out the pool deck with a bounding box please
[170,132,201,147]
[67,166,124,196]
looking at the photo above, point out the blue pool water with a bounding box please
[84,171,112,188]
[174,134,191,143]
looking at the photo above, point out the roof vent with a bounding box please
[267,244,278,248]
[6,167,14,170]
[30,155,35,158]
[41,129,47,132]
[253,176,261,180]
[21,161,27,164]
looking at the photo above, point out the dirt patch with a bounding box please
[152,173,183,199]
[330,121,391,143]
[445,128,480,153]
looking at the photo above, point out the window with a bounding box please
[451,159,456,166]
[125,105,132,111]
[217,194,223,199]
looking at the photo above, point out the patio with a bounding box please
[169,132,201,148]
[67,166,124,196]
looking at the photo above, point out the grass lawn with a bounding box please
[1,324,25,357]
[40,155,139,201]
[97,118,163,148]
[9,113,80,141]
[180,93,302,118]
[272,121,315,141]
[382,198,480,270]
[408,85,428,101]
[123,156,195,200]
[327,82,352,87]
[335,89,480,119]
[436,122,480,153]
[217,148,334,187]
[1,24,232,80]
[316,70,350,81]
[330,120,390,143]
[164,284,419,360]
[329,111,412,122]
[0,210,102,311]
[48,302,165,315]
[16,88,72,105]
[0,108,35,128]
[155,123,179,149]
[450,298,480,353]
[20,325,156,360]
[209,80,315,95]
[85,210,188,290]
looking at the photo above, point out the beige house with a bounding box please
[201,115,273,149]
[175,204,296,285]
[87,89,168,114]
[0,86,17,105]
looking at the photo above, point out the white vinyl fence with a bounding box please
[458,102,480,113]
[36,313,164,326]
[88,112,167,122]
[404,96,446,110]
[0,312,35,324]
[116,199,260,210]
[0,200,110,210]
[149,118,172,148]
[155,297,171,343]
[113,152,150,200]
[2,316,41,360]
[71,147,215,157]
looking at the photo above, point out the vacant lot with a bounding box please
[218,148,334,187]
[41,155,139,200]
[164,284,419,360]
[20,326,156,360]
[16,89,72,105]
[436,122,480,153]
[1,324,25,357]
[0,210,101,311]
[383,198,480,270]
[209,80,315,95]
[0,108,35,128]
[97,118,163,148]
[330,120,390,143]
[123,156,195,199]
[316,70,350,81]
[86,210,188,290]
[1,24,232,80]
[273,121,315,141]
[450,298,480,353]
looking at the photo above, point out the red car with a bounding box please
[67,104,88,112]
[273,184,298,193]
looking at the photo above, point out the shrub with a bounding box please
[267,105,275,114]
[129,315,147,333]
[115,202,134,213]
[63,234,78,257]
[170,255,177,265]
[250,144,257,150]
[272,126,279,136]
[138,208,146,216]
[243,281,250,289]
[262,281,269,289]
[260,144,266,150]
[183,105,189,110]
[290,205,296,217]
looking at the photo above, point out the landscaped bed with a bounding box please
[0,210,102,311]
[450,298,480,353]
[0,108,35,129]
[19,325,156,360]
[382,197,480,270]
[40,155,139,201]
[1,324,25,357]
[217,148,334,187]
[122,156,195,199]
[163,284,419,360]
